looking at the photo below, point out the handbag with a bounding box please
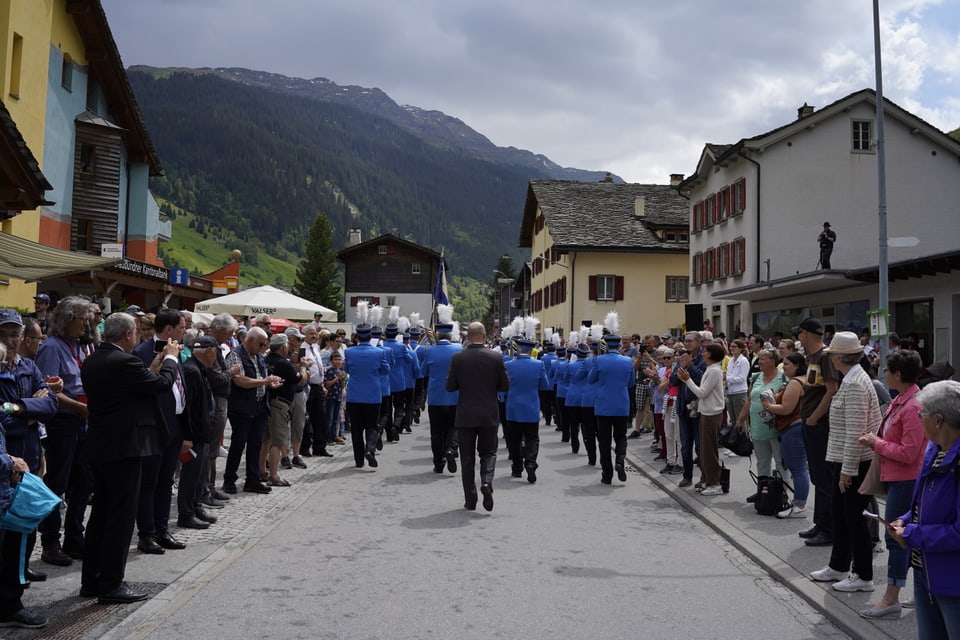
[719,462,731,494]
[858,455,886,497]
[0,472,62,584]
[750,470,792,516]
[720,424,754,457]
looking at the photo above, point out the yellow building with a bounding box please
[518,179,690,339]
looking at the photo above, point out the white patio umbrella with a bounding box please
[194,285,336,321]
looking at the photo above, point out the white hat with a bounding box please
[824,331,863,355]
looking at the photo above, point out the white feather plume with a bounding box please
[604,311,620,336]
[590,324,604,342]
[388,306,400,324]
[523,316,539,338]
[368,305,383,327]
[501,322,516,340]
[408,312,421,329]
[551,332,562,348]
[355,300,369,324]
[567,331,578,350]
[579,324,590,343]
[436,304,454,325]
[397,316,410,333]
[450,321,461,342]
[509,316,524,339]
[544,327,554,341]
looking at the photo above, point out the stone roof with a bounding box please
[0,99,53,211]
[518,180,689,252]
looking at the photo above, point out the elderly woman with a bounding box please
[889,380,960,639]
[735,348,790,490]
[678,343,726,496]
[725,339,750,431]
[856,350,927,619]
[810,332,882,593]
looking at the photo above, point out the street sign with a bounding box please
[100,243,123,259]
[170,268,190,286]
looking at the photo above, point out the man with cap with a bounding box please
[176,335,220,530]
[421,317,460,474]
[818,222,836,269]
[25,294,51,336]
[537,335,558,427]
[446,322,510,511]
[344,322,390,468]
[589,332,637,484]
[504,337,551,483]
[795,316,839,547]
[307,310,325,333]
[371,325,396,444]
[263,333,309,485]
[382,321,413,437]
[282,326,312,466]
[564,342,591,455]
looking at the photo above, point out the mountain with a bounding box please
[126,67,614,284]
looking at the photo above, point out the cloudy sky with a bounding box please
[100,0,960,183]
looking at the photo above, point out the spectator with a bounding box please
[763,352,810,519]
[678,342,726,496]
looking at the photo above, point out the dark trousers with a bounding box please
[347,402,381,465]
[0,531,25,616]
[413,379,426,419]
[224,409,267,485]
[539,389,555,425]
[564,404,582,451]
[581,406,598,463]
[137,414,182,538]
[820,247,833,269]
[553,395,565,430]
[391,390,408,429]
[82,457,141,595]
[177,442,209,520]
[678,413,701,480]
[305,386,327,452]
[803,420,833,536]
[206,396,229,495]
[378,394,393,440]
[827,460,873,580]
[428,405,458,466]
[505,421,539,472]
[458,426,498,504]
[39,414,89,551]
[596,415,628,480]
[400,388,415,428]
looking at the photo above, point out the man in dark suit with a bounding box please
[132,309,189,553]
[445,322,509,511]
[79,312,178,604]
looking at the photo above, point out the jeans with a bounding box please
[325,398,342,443]
[914,568,960,640]
[754,437,790,483]
[678,413,700,480]
[779,421,809,503]
[884,479,915,586]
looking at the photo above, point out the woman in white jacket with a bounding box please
[725,339,750,428]
[678,343,727,495]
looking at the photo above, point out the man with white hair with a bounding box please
[203,313,241,507]
[264,333,309,485]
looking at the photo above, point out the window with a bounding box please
[732,237,746,275]
[377,244,387,255]
[718,243,729,278]
[61,54,73,92]
[411,263,421,275]
[80,143,97,174]
[691,201,702,233]
[666,276,689,302]
[692,252,702,285]
[664,231,688,243]
[589,275,623,301]
[74,219,92,252]
[386,296,396,306]
[731,178,746,216]
[852,120,873,152]
[10,34,23,98]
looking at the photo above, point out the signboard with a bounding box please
[212,279,228,295]
[868,308,889,338]
[170,268,190,286]
[225,276,239,290]
[100,243,123,259]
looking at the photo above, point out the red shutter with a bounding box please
[738,178,746,213]
[614,275,624,301]
[737,238,746,273]
[692,253,700,285]
[588,275,598,300]
[692,202,700,232]
[723,186,732,220]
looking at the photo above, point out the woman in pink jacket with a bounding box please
[857,349,927,619]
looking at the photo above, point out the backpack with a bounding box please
[750,470,791,516]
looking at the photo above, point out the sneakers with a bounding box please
[699,485,723,496]
[832,573,875,592]
[666,464,684,475]
[291,456,307,469]
[810,566,847,582]
[280,456,293,470]
[776,505,807,519]
[678,478,692,488]
[0,608,47,629]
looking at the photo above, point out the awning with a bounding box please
[0,231,121,282]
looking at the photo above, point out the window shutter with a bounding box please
[737,238,746,273]
[614,276,624,301]
[738,178,746,213]
[588,275,598,300]
[692,202,700,232]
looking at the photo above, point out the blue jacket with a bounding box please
[898,439,960,596]
[412,343,428,379]
[504,355,550,422]
[565,358,590,408]
[581,358,599,411]
[376,343,393,397]
[0,357,58,471]
[421,341,460,406]
[345,343,390,404]
[553,359,570,399]
[589,352,636,417]
[540,352,558,381]
[383,340,412,392]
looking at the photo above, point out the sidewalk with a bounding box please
[623,432,916,640]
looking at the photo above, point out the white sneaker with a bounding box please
[219,446,229,458]
[777,505,807,519]
[832,573,875,592]
[811,566,847,582]
[700,485,723,496]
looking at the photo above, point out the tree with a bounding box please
[484,254,516,331]
[293,214,343,318]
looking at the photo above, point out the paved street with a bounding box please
[7,415,919,639]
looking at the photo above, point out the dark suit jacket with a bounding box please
[81,343,178,462]
[446,343,509,428]
[133,338,190,444]
[182,356,214,443]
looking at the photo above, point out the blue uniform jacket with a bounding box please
[0,357,58,471]
[345,343,390,404]
[580,358,599,410]
[376,343,393,397]
[504,355,550,423]
[588,352,636,416]
[421,341,459,406]
[383,340,411,392]
[565,358,590,408]
[553,359,570,399]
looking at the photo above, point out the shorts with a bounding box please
[266,397,292,446]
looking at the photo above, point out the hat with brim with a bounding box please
[371,326,383,338]
[603,335,622,347]
[284,326,304,339]
[824,331,863,355]
[792,316,824,336]
[0,309,23,327]
[355,322,373,338]
[515,338,535,350]
[192,335,219,350]
[384,324,399,338]
[34,293,50,303]
[435,323,454,333]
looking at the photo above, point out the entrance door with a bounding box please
[894,300,933,366]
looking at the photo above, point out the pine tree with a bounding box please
[293,214,343,319]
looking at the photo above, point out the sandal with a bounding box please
[259,472,269,482]
[267,477,290,487]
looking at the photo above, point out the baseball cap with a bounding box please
[34,293,50,303]
[0,309,24,327]
[269,333,288,348]
[192,335,219,350]
[284,326,305,339]
[792,317,824,336]
[125,304,146,317]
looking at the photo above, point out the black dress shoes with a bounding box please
[365,452,378,468]
[177,515,210,530]
[376,436,384,451]
[62,544,84,560]
[40,547,73,567]
[445,451,457,473]
[98,583,148,605]
[202,497,226,509]
[221,481,237,495]
[511,469,523,478]
[155,532,186,550]
[194,507,217,524]
[211,488,231,501]
[464,501,477,511]
[137,537,165,555]
[481,483,494,512]
[433,464,444,474]
[79,585,97,597]
[799,525,820,539]
[616,462,628,482]
[24,567,46,582]
[242,482,271,494]
[526,467,537,484]
[804,532,833,547]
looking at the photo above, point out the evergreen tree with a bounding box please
[294,214,343,318]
